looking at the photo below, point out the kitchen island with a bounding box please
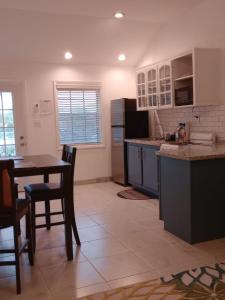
[159,143,225,244]
[126,139,225,244]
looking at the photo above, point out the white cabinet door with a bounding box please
[146,66,158,109]
[158,62,172,109]
[136,71,147,110]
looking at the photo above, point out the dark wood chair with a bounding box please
[0,160,34,294]
[24,145,80,251]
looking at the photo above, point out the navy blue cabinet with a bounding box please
[142,147,158,194]
[127,144,142,186]
[127,142,159,196]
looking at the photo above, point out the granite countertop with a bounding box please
[125,138,225,161]
[125,138,164,147]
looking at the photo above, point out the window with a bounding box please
[0,91,16,157]
[55,82,102,146]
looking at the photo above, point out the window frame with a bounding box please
[54,81,105,150]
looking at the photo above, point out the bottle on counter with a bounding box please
[175,123,187,143]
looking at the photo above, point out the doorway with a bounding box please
[0,81,27,157]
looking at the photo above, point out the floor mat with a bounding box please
[117,188,152,200]
[79,262,225,299]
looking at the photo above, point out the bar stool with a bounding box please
[0,160,34,294]
[24,145,80,251]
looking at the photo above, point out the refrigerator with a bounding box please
[111,98,149,185]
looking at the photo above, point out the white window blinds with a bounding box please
[56,86,102,145]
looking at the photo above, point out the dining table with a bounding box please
[12,154,74,260]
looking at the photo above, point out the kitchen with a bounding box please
[120,47,225,245]
[1,0,225,298]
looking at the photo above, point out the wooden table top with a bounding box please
[11,154,70,177]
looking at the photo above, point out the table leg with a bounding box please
[63,167,73,260]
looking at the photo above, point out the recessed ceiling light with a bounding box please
[114,11,125,19]
[118,53,126,61]
[64,52,72,60]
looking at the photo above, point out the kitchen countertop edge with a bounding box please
[125,139,225,161]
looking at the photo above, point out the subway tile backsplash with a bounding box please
[155,105,225,141]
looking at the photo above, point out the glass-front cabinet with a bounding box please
[147,66,158,109]
[136,61,172,110]
[158,62,172,108]
[136,71,147,110]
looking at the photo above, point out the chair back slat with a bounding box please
[0,160,16,212]
[61,145,77,185]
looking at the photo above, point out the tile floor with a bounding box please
[1,181,225,299]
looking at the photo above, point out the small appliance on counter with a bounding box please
[189,132,216,145]
[111,98,149,185]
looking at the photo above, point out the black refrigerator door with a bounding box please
[111,127,126,185]
[125,111,149,138]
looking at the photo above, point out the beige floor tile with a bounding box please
[89,212,122,225]
[76,216,99,229]
[117,230,164,251]
[81,238,129,259]
[90,252,154,281]
[40,261,105,293]
[35,229,66,251]
[35,246,86,268]
[101,219,152,238]
[78,225,109,242]
[108,270,159,289]
[54,283,111,300]
[0,269,52,299]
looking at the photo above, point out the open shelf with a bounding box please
[174,74,193,81]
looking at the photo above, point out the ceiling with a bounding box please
[0,0,204,66]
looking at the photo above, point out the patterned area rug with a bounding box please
[79,263,225,299]
[117,189,151,200]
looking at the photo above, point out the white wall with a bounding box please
[138,0,225,67]
[0,63,136,181]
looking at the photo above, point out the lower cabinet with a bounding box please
[127,143,159,196]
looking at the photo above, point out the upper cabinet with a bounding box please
[137,61,172,110]
[136,48,222,110]
[136,71,147,110]
[172,53,194,107]
[146,65,158,109]
[158,62,172,108]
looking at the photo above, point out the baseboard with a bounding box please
[75,177,111,185]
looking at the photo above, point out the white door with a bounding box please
[0,81,27,157]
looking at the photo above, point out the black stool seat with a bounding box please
[24,183,63,200]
